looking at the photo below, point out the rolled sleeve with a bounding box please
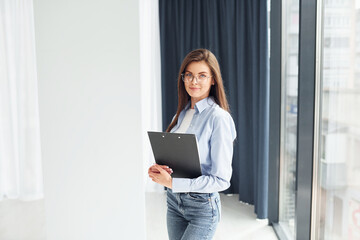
[172,178,191,193]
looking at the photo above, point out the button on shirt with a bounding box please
[170,96,237,193]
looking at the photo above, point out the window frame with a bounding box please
[268,0,320,239]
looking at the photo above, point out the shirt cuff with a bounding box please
[171,178,191,193]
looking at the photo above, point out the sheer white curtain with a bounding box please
[0,0,43,200]
[139,0,164,192]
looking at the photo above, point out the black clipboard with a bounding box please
[147,131,202,178]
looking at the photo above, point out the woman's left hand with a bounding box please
[148,164,172,189]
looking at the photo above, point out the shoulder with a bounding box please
[209,104,234,123]
[207,104,236,140]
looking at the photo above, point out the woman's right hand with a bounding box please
[148,164,173,175]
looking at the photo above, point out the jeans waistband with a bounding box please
[167,188,217,197]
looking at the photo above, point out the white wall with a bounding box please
[139,0,164,193]
[33,0,145,239]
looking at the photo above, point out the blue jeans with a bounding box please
[166,188,221,240]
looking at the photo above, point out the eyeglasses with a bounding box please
[181,73,212,83]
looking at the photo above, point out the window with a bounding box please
[315,1,360,239]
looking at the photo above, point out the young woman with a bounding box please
[148,49,236,240]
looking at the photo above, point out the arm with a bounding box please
[172,113,236,193]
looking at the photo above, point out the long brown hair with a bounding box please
[166,49,230,133]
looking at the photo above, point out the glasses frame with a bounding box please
[181,73,213,84]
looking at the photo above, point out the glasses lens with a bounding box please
[183,73,192,82]
[198,74,208,81]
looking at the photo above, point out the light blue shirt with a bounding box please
[170,96,237,193]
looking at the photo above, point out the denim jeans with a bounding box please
[166,188,221,240]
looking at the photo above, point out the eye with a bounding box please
[199,74,207,79]
[185,73,193,77]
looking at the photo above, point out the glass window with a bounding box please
[279,0,299,238]
[315,0,360,239]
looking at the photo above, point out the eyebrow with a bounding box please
[185,71,209,74]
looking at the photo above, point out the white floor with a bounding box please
[0,199,46,240]
[0,193,278,240]
[146,192,278,240]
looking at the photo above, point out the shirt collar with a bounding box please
[185,96,216,113]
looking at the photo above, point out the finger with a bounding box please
[163,168,173,174]
[161,166,172,173]
[153,165,167,171]
[154,164,167,174]
[149,165,157,171]
[159,165,170,169]
[148,172,160,178]
[149,166,160,173]
[150,176,158,182]
[149,169,160,174]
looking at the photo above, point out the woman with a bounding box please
[148,48,236,240]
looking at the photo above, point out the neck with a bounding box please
[190,96,208,109]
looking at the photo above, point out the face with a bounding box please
[184,61,215,105]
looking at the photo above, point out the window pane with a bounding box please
[316,0,360,239]
[279,0,299,238]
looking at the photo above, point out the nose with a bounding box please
[190,77,199,84]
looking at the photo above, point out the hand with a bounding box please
[148,164,173,175]
[148,164,172,189]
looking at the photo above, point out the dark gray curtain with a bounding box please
[159,0,269,219]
